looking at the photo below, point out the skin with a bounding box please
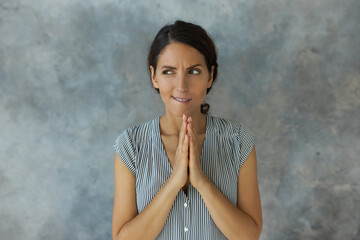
[112,42,263,240]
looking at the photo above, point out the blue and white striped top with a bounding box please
[113,113,255,239]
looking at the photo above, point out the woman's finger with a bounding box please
[188,123,197,153]
[189,117,197,135]
[179,114,189,161]
[178,114,188,145]
[183,134,189,156]
[188,123,196,141]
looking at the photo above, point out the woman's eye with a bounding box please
[189,69,200,75]
[162,70,173,75]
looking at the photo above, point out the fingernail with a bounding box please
[183,114,185,121]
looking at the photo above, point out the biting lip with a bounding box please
[173,96,192,100]
[172,96,192,103]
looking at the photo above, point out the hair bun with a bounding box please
[201,103,210,114]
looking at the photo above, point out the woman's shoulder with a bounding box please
[114,116,158,143]
[209,115,254,138]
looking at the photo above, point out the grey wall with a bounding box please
[1,0,359,239]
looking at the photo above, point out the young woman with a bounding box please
[112,20,262,240]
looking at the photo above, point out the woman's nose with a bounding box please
[176,73,188,91]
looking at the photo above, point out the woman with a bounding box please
[112,20,262,240]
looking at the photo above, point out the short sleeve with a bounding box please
[113,128,137,176]
[235,124,255,171]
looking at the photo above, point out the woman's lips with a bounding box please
[172,96,192,104]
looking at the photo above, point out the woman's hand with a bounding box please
[170,114,190,190]
[186,117,208,190]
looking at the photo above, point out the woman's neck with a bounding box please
[159,112,207,136]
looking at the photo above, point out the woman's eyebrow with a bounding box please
[161,65,177,69]
[160,64,203,69]
[187,64,203,69]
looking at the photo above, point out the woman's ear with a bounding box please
[207,65,215,88]
[150,65,159,89]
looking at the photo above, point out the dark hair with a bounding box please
[147,20,218,114]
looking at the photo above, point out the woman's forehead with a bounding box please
[157,42,207,66]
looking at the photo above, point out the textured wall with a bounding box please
[1,0,359,239]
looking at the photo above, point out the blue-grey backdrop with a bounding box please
[1,0,359,239]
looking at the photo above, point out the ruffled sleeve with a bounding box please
[113,128,137,176]
[235,124,255,173]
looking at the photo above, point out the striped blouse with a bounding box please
[113,113,255,239]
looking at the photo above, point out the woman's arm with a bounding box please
[112,153,181,240]
[196,146,263,240]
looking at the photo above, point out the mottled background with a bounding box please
[0,0,359,239]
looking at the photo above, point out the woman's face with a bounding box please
[150,42,214,117]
